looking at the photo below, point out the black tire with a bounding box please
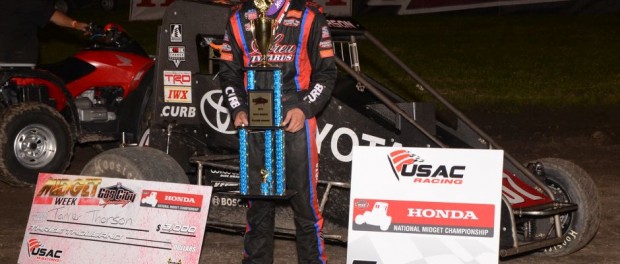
[80,147,189,184]
[534,158,600,257]
[90,141,121,154]
[0,103,73,186]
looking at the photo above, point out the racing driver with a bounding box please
[218,0,337,263]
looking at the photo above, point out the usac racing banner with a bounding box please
[18,173,212,264]
[347,146,503,264]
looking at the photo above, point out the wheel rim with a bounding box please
[13,124,57,169]
[546,178,574,233]
[101,0,114,10]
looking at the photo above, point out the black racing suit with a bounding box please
[218,0,336,263]
[0,0,55,64]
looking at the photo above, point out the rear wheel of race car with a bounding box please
[0,103,73,186]
[534,158,600,257]
[80,147,189,184]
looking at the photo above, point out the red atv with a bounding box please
[0,23,154,186]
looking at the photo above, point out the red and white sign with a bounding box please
[163,70,192,103]
[347,146,503,264]
[140,190,203,211]
[164,86,192,103]
[164,70,191,86]
[19,173,212,264]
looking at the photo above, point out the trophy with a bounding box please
[251,0,273,67]
[238,0,291,198]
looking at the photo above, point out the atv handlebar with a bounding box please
[85,22,149,57]
[88,23,126,47]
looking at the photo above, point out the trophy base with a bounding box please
[244,125,285,131]
[235,190,297,200]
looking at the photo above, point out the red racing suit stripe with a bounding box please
[294,8,315,92]
[304,116,326,263]
[219,1,335,263]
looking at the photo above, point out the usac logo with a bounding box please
[27,238,63,259]
[387,149,466,184]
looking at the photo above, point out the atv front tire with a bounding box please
[80,147,188,184]
[535,158,600,257]
[0,103,73,186]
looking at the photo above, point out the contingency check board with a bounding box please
[18,173,212,264]
[347,146,503,264]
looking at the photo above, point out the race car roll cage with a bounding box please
[327,27,576,257]
[155,1,577,257]
[190,23,577,258]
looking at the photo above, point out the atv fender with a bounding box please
[0,68,80,138]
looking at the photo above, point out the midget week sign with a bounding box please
[18,173,212,264]
[348,146,503,264]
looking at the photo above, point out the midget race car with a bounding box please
[79,0,600,259]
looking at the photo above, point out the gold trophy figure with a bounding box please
[252,0,274,67]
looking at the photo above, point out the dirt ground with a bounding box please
[1,106,619,263]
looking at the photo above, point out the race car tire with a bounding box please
[534,157,600,257]
[0,103,73,186]
[80,147,189,184]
